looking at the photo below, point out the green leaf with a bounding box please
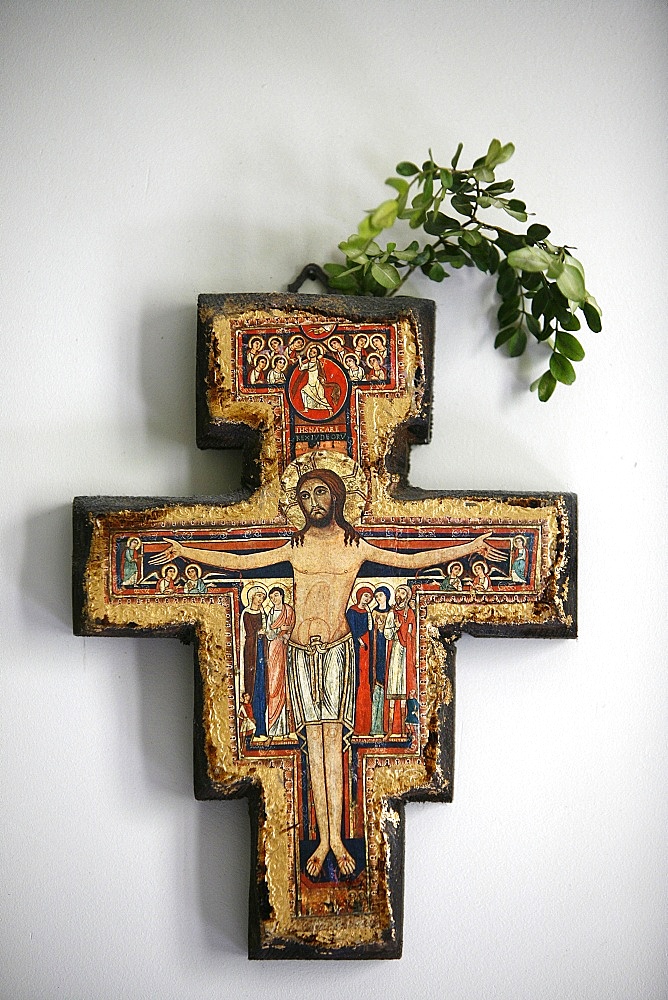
[411,190,432,210]
[498,297,520,325]
[451,193,474,216]
[502,205,528,222]
[535,322,554,343]
[409,209,427,229]
[439,168,454,188]
[486,243,500,274]
[531,287,549,318]
[583,300,602,332]
[485,138,502,167]
[392,242,419,262]
[550,352,576,385]
[496,142,515,164]
[555,331,585,361]
[556,263,586,303]
[396,161,419,176]
[526,314,541,337]
[520,270,542,291]
[370,261,401,289]
[461,229,483,246]
[559,311,581,332]
[357,216,382,239]
[473,165,495,183]
[370,199,399,230]
[494,325,517,348]
[507,246,552,272]
[428,262,447,282]
[385,177,409,197]
[451,142,464,168]
[538,370,557,402]
[527,223,551,242]
[495,231,524,254]
[497,267,518,298]
[507,327,527,357]
[486,179,514,195]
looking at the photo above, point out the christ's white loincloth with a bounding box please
[287,634,355,749]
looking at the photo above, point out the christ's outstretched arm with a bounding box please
[151,538,291,572]
[358,531,505,570]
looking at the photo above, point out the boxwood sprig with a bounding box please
[321,140,600,400]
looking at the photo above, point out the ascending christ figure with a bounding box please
[154,469,503,878]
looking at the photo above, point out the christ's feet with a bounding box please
[332,842,356,877]
[306,842,330,877]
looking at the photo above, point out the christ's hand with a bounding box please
[472,532,506,563]
[151,539,191,565]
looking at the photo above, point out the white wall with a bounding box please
[2,2,666,997]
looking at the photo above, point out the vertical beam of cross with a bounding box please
[73,293,576,959]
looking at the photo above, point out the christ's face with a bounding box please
[299,479,333,526]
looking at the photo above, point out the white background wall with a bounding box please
[2,2,666,997]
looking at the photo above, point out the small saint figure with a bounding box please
[156,563,179,595]
[183,563,208,595]
[249,354,269,385]
[344,353,365,381]
[370,585,392,736]
[405,688,419,729]
[238,692,256,738]
[511,534,528,583]
[120,536,142,586]
[442,560,464,592]
[470,559,492,593]
[241,586,269,740]
[267,354,288,385]
[264,586,295,737]
[384,585,416,737]
[346,585,375,736]
[365,353,386,381]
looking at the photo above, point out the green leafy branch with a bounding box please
[321,140,601,401]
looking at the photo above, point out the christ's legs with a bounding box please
[305,724,330,876]
[323,722,355,875]
[304,721,355,877]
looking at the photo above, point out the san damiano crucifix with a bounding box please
[73,293,576,959]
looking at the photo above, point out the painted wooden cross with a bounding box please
[73,293,576,959]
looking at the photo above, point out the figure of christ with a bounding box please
[298,345,333,414]
[153,469,503,879]
[265,586,296,737]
